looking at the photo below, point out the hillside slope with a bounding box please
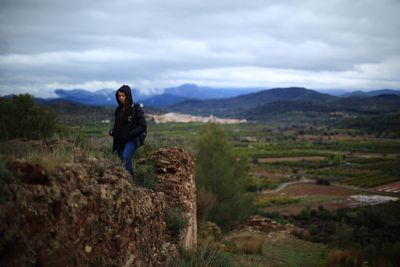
[168,87,338,117]
[168,88,400,120]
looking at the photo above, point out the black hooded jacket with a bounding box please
[111,85,147,153]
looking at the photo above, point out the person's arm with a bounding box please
[129,105,146,137]
[109,108,118,136]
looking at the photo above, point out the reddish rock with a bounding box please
[0,146,197,267]
[6,160,49,185]
[239,215,286,233]
[149,147,197,250]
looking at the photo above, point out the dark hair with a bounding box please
[117,91,131,123]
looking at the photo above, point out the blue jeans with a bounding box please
[121,141,136,178]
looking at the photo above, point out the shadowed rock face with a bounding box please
[0,147,196,267]
[149,147,197,250]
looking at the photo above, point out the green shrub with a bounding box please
[246,176,271,192]
[172,245,234,267]
[0,160,13,204]
[332,223,354,248]
[309,223,319,235]
[0,94,58,140]
[134,142,157,159]
[0,160,12,183]
[299,206,312,220]
[165,206,189,235]
[26,142,76,171]
[316,177,331,185]
[195,124,254,231]
[135,163,157,190]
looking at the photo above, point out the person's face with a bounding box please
[118,91,126,105]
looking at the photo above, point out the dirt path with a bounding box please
[261,179,315,193]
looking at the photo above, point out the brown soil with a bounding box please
[262,200,351,216]
[281,183,358,196]
[261,183,361,216]
[372,181,400,194]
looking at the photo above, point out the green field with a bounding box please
[75,120,400,189]
[231,231,327,267]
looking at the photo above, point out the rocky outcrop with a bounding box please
[0,147,196,267]
[199,221,223,243]
[240,215,286,233]
[149,147,197,249]
[238,215,308,238]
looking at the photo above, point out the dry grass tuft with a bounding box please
[327,249,364,267]
[223,230,266,254]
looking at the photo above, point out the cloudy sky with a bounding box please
[1,0,400,97]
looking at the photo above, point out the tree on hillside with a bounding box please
[195,123,254,231]
[0,94,58,140]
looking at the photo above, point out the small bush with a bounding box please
[223,231,266,254]
[172,245,234,267]
[316,177,331,185]
[332,223,354,248]
[165,206,189,235]
[246,176,271,192]
[317,205,336,220]
[309,223,319,235]
[0,160,13,204]
[26,142,75,171]
[0,160,12,183]
[134,142,157,159]
[135,163,157,190]
[299,206,312,219]
[327,249,364,267]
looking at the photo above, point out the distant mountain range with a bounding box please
[20,84,397,110]
[167,87,400,119]
[163,83,263,100]
[167,87,338,116]
[45,84,264,108]
[5,84,399,122]
[54,89,115,106]
[245,94,400,121]
[343,89,400,97]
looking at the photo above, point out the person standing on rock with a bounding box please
[109,85,147,179]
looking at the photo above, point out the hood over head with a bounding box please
[116,85,133,106]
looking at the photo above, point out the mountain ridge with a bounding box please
[7,85,399,109]
[168,87,339,116]
[343,89,400,97]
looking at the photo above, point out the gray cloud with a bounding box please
[1,0,400,97]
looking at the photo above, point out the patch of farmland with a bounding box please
[258,156,326,163]
[372,181,400,194]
